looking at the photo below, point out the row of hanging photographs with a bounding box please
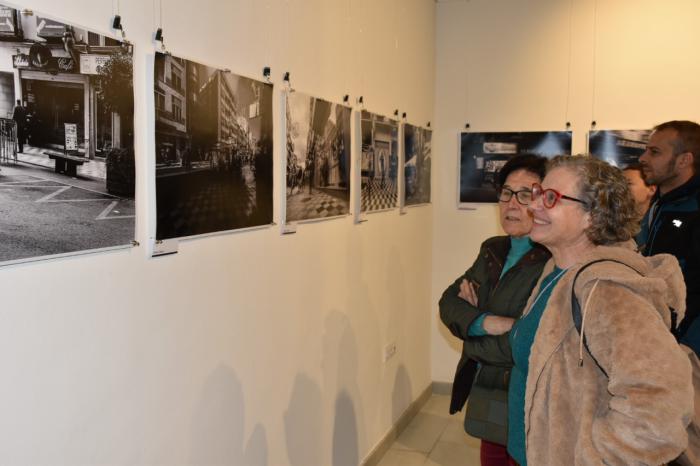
[458,130,651,206]
[0,0,434,268]
[154,51,433,243]
[0,3,651,266]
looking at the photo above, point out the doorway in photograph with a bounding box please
[22,79,84,151]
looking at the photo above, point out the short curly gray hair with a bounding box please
[547,155,640,245]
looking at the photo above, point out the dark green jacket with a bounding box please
[439,236,549,440]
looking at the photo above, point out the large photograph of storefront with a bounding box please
[0,5,135,265]
[154,52,274,240]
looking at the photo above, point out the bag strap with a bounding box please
[571,259,643,377]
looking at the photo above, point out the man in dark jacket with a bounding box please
[440,154,550,465]
[638,120,700,355]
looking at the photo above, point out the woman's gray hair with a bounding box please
[547,155,640,245]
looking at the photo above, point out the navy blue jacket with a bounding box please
[637,176,700,353]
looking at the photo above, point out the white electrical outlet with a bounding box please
[383,342,397,362]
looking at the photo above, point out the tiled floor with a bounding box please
[376,394,481,466]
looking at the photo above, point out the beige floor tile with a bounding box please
[439,419,481,448]
[419,394,452,417]
[424,440,481,466]
[375,448,428,466]
[393,412,450,453]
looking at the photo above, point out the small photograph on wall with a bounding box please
[0,4,135,265]
[155,52,273,240]
[285,91,351,223]
[588,130,650,168]
[404,124,432,206]
[361,111,398,213]
[460,131,572,204]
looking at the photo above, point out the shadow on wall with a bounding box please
[189,364,269,466]
[284,373,324,466]
[392,364,413,423]
[325,311,365,466]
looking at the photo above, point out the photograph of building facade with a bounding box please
[155,52,273,240]
[0,4,135,265]
[285,92,350,222]
[404,124,431,206]
[588,130,651,169]
[459,131,572,204]
[361,111,398,213]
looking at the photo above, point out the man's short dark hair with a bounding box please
[497,153,547,187]
[653,120,700,173]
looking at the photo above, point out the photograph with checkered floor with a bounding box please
[361,111,398,213]
[286,92,350,222]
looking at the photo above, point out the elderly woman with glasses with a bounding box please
[506,155,694,466]
[440,154,550,466]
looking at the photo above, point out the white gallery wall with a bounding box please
[0,0,435,465]
[432,0,700,382]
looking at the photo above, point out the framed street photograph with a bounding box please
[404,124,431,207]
[360,111,398,213]
[285,91,351,223]
[154,52,274,240]
[588,129,651,169]
[0,4,135,265]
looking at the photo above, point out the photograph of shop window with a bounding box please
[285,92,351,223]
[588,129,651,168]
[404,124,432,206]
[360,111,398,213]
[459,131,572,205]
[154,52,273,240]
[0,4,135,265]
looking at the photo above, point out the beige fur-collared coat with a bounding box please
[521,243,694,466]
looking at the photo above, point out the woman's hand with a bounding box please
[482,315,515,335]
[458,279,479,306]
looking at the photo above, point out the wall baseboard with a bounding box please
[361,382,452,466]
[431,381,452,395]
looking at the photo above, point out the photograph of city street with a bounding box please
[361,111,398,213]
[0,4,135,264]
[460,131,572,204]
[285,92,350,222]
[404,124,432,206]
[588,129,651,168]
[155,52,273,240]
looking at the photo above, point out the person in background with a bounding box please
[507,155,692,466]
[622,163,656,217]
[12,99,26,153]
[638,120,700,355]
[440,154,549,466]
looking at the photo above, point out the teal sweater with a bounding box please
[507,267,565,466]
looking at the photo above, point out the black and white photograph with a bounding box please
[155,52,273,240]
[404,124,431,206]
[0,4,135,265]
[285,91,350,223]
[361,111,398,212]
[460,131,572,204]
[588,129,651,168]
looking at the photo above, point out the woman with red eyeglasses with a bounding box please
[506,155,694,466]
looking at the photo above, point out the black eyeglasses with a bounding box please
[531,183,588,209]
[498,187,533,205]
